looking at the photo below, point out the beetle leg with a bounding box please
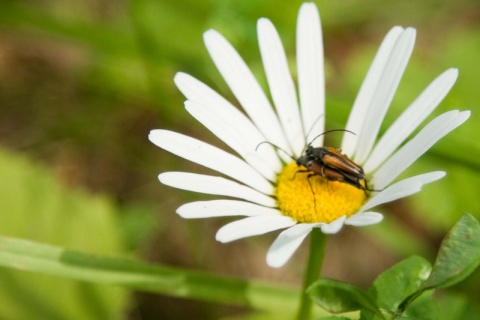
[361,179,384,194]
[291,169,310,180]
[306,173,318,214]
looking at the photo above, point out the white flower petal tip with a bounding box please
[202,28,216,41]
[266,224,320,268]
[148,129,161,145]
[299,2,318,10]
[460,110,472,121]
[320,216,346,234]
[424,171,446,182]
[346,212,383,227]
[173,72,186,86]
[173,72,201,99]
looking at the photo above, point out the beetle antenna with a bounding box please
[304,114,324,142]
[299,114,324,155]
[256,141,295,161]
[308,129,356,147]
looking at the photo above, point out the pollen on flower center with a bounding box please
[276,162,367,223]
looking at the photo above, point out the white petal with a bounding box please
[175,73,282,172]
[346,212,383,226]
[364,68,458,172]
[149,130,273,194]
[371,110,470,189]
[266,223,321,268]
[363,171,445,211]
[354,28,416,164]
[159,172,276,207]
[258,18,304,156]
[185,100,278,181]
[177,200,282,218]
[297,3,325,147]
[203,30,291,154]
[320,215,346,234]
[216,215,296,243]
[342,26,404,156]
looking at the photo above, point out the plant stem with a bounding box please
[296,228,327,320]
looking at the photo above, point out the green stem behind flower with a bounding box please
[296,228,327,320]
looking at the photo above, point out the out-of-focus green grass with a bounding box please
[0,0,479,318]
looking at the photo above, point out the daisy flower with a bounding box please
[149,3,470,268]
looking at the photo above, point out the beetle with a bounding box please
[295,145,368,191]
[256,129,372,192]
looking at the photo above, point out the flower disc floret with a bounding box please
[276,162,367,223]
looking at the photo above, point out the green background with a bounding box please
[0,0,479,318]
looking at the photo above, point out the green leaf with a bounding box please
[369,256,432,311]
[0,148,127,319]
[307,279,382,316]
[0,235,300,312]
[420,213,480,290]
[399,213,480,312]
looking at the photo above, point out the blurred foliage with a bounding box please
[0,148,128,319]
[0,0,479,318]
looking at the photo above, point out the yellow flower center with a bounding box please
[276,162,367,223]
